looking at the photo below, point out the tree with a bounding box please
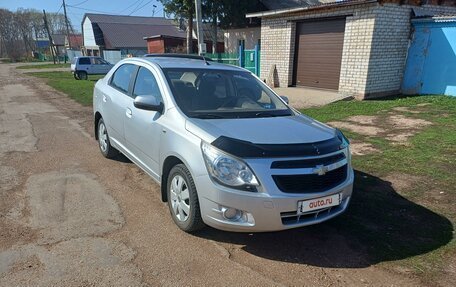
[216,0,263,29]
[159,0,195,54]
[202,0,222,53]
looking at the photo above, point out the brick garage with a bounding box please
[247,0,456,99]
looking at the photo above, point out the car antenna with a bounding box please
[201,54,210,65]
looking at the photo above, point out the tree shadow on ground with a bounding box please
[196,170,453,268]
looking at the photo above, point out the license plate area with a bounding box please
[298,193,341,214]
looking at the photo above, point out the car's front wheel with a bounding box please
[167,164,205,232]
[97,118,118,158]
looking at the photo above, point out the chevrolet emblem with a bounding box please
[313,164,329,176]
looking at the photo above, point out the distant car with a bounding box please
[71,56,113,80]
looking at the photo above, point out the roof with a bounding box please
[412,7,456,19]
[247,0,376,18]
[260,0,336,11]
[52,34,66,46]
[69,34,83,48]
[84,14,185,49]
[192,22,224,42]
[131,56,243,71]
[35,39,50,48]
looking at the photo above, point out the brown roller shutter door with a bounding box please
[294,18,346,90]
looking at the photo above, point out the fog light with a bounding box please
[222,207,242,221]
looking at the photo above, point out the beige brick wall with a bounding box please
[259,2,456,99]
[260,3,378,94]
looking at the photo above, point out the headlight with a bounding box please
[336,129,351,164]
[201,141,259,191]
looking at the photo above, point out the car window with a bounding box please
[92,57,107,65]
[133,67,163,102]
[110,64,137,94]
[78,57,90,65]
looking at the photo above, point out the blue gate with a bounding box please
[402,18,456,96]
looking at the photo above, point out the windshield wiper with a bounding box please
[192,113,225,119]
[254,112,278,117]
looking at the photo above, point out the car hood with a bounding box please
[185,114,336,145]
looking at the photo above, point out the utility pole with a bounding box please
[43,10,56,64]
[194,0,205,55]
[62,0,72,63]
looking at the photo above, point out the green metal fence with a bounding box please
[206,52,239,66]
[206,44,261,76]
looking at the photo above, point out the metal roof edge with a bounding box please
[246,0,377,18]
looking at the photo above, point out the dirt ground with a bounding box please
[0,64,427,286]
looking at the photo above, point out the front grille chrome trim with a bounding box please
[270,158,347,176]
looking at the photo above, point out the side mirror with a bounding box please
[134,95,164,113]
[280,95,289,104]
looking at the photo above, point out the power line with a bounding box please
[129,0,153,16]
[131,0,146,14]
[56,3,63,14]
[67,4,113,14]
[118,0,142,13]
[71,0,89,7]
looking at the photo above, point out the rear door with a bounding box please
[124,66,165,179]
[77,57,91,73]
[103,63,138,147]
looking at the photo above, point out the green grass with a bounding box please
[17,63,70,69]
[29,72,102,105]
[302,96,456,284]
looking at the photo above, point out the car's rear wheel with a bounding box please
[167,164,205,232]
[77,71,88,80]
[97,118,118,158]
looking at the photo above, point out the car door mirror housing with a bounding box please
[134,95,164,113]
[280,95,289,104]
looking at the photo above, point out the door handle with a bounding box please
[126,108,132,118]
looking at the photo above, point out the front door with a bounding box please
[124,66,164,179]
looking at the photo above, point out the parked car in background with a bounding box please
[71,56,113,80]
[93,55,354,232]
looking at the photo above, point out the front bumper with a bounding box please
[195,168,354,232]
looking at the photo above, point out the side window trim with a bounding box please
[132,65,164,103]
[108,64,139,97]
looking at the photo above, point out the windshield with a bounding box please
[163,68,293,119]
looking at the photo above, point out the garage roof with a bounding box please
[247,0,376,18]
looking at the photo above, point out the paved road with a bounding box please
[0,64,418,286]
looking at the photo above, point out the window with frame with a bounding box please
[78,57,91,65]
[92,57,108,65]
[133,67,163,102]
[110,64,136,94]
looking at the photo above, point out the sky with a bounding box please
[0,0,165,32]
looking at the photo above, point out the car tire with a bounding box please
[97,118,118,158]
[167,164,205,232]
[73,73,80,80]
[77,71,88,80]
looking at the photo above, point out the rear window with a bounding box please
[110,64,137,94]
[78,57,91,65]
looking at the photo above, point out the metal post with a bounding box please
[63,0,71,63]
[43,10,56,64]
[194,0,205,55]
[254,44,259,76]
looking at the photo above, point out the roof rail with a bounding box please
[143,53,213,61]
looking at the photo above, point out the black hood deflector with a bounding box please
[211,135,343,158]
